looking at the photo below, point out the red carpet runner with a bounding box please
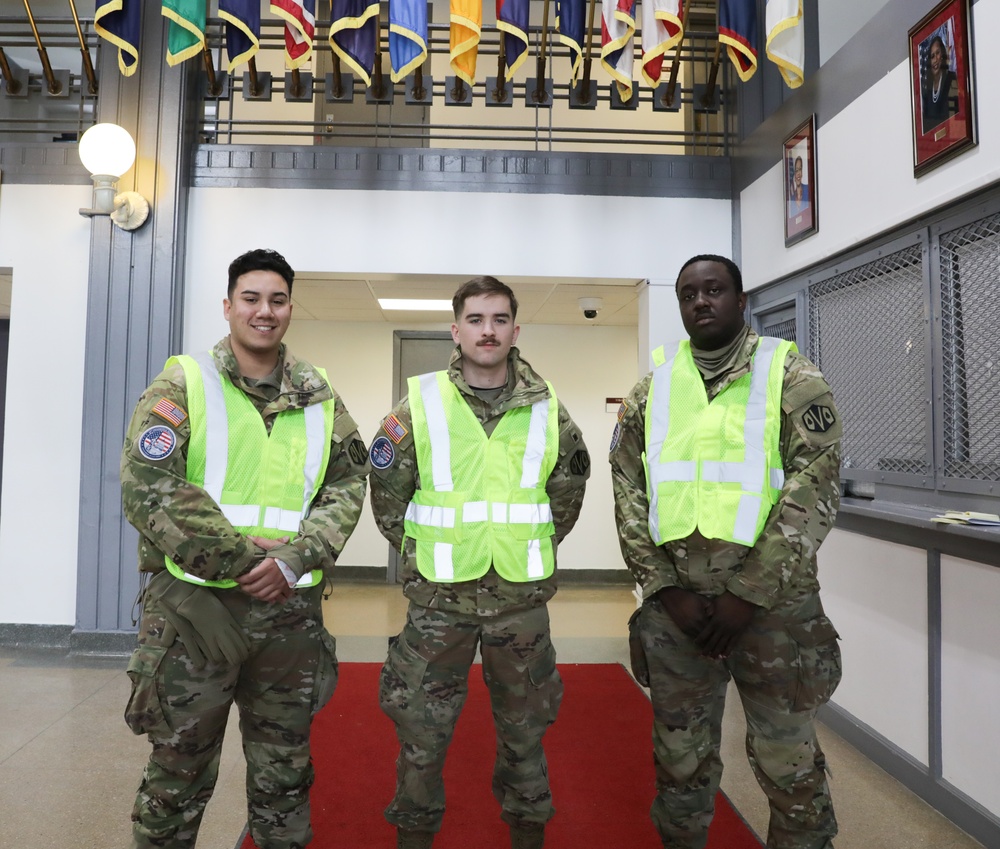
[239,663,762,849]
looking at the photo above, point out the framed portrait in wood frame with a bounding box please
[782,115,817,247]
[909,0,977,176]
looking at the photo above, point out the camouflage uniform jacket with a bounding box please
[610,328,842,610]
[370,346,590,616]
[121,337,370,584]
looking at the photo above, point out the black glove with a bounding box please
[145,572,251,668]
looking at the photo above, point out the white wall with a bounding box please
[940,555,1000,814]
[0,183,92,625]
[741,0,1000,292]
[818,529,929,763]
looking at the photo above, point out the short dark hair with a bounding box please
[676,254,743,294]
[227,249,295,298]
[452,276,519,321]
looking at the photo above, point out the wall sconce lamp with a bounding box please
[78,123,150,231]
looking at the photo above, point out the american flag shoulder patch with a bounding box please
[382,414,409,444]
[152,397,188,427]
[617,400,630,421]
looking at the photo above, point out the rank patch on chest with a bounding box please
[138,425,177,461]
[152,397,188,427]
[802,404,836,433]
[382,414,409,444]
[369,435,395,469]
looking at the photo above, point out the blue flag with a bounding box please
[389,0,428,82]
[557,0,586,85]
[94,0,141,77]
[719,0,758,81]
[330,0,379,85]
[497,0,529,76]
[220,0,260,71]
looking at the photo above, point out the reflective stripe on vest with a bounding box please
[164,352,334,589]
[403,371,559,583]
[645,337,792,547]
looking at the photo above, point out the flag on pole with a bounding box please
[272,0,317,69]
[450,0,482,85]
[765,0,804,88]
[389,0,428,82]
[601,0,636,100]
[219,0,259,71]
[497,0,530,77]
[641,0,683,88]
[94,0,141,76]
[718,0,757,81]
[330,0,378,84]
[162,0,205,66]
[556,0,586,86]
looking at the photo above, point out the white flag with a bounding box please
[765,0,804,88]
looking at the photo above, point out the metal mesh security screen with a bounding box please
[939,212,1000,482]
[761,314,797,342]
[809,246,929,477]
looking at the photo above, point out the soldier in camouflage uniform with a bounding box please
[121,249,369,849]
[610,255,843,849]
[370,277,590,849]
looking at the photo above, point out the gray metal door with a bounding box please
[386,331,455,581]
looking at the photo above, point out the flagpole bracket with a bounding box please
[652,83,681,113]
[609,84,638,111]
[524,78,553,108]
[201,74,230,101]
[444,77,473,106]
[693,84,720,114]
[242,71,273,102]
[325,73,355,103]
[485,77,513,107]
[44,69,71,99]
[405,76,434,105]
[568,80,597,110]
[284,71,314,103]
[1,67,29,99]
[366,83,394,105]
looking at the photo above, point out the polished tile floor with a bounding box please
[0,583,984,849]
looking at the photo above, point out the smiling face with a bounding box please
[451,293,520,384]
[223,269,292,370]
[929,39,946,76]
[676,260,748,351]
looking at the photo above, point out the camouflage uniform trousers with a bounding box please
[125,582,339,849]
[631,593,841,849]
[379,601,563,833]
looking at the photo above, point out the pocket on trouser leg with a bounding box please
[627,606,650,687]
[787,616,843,712]
[311,629,339,716]
[124,644,172,737]
[379,634,430,724]
[525,643,563,727]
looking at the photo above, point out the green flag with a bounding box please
[162,0,206,66]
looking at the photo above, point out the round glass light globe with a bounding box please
[78,123,136,178]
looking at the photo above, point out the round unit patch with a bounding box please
[369,435,396,470]
[138,425,177,461]
[609,422,622,453]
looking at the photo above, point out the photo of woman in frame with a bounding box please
[920,22,958,134]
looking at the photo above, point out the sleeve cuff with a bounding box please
[275,559,298,587]
[725,574,774,609]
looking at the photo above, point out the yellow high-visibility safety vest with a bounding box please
[163,352,335,589]
[403,371,560,583]
[644,337,794,547]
